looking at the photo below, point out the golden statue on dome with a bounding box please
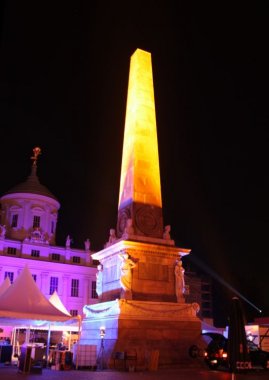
[31,147,41,166]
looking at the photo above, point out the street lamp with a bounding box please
[99,326,106,369]
[100,326,106,341]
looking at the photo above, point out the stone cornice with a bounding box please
[83,299,200,321]
[92,239,190,261]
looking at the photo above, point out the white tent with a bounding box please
[0,276,11,297]
[49,290,71,317]
[0,265,71,323]
[0,266,80,367]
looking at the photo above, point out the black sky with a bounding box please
[0,2,268,326]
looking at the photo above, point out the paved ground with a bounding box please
[0,365,268,380]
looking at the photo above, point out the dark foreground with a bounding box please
[0,365,268,380]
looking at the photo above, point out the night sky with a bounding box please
[0,2,268,326]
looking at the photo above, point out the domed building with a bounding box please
[0,148,98,333]
[0,147,60,245]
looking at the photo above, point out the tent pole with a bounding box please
[75,315,81,370]
[11,327,16,360]
[46,324,51,367]
[68,330,71,351]
[25,327,30,344]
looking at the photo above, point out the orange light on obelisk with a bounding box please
[118,49,162,210]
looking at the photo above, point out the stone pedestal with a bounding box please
[92,239,190,303]
[81,299,201,368]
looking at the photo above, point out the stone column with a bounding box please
[83,277,90,306]
[62,275,70,306]
[40,271,49,296]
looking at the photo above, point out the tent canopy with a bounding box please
[0,265,71,322]
[49,290,71,317]
[0,276,11,297]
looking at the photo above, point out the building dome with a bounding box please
[4,165,58,201]
[0,147,60,244]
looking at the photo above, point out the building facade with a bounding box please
[0,148,98,321]
[184,271,213,320]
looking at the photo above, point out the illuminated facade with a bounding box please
[0,150,98,334]
[81,49,202,368]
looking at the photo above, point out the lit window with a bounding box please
[50,277,58,295]
[5,272,14,283]
[72,256,81,264]
[33,215,40,228]
[52,253,60,261]
[71,279,79,297]
[11,214,18,228]
[7,247,17,256]
[31,250,40,257]
[91,281,98,299]
[70,309,78,317]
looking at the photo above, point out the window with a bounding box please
[202,301,211,310]
[50,277,58,295]
[91,281,98,299]
[7,247,17,256]
[202,293,211,301]
[32,274,37,282]
[201,284,210,292]
[31,250,40,257]
[203,310,212,318]
[70,309,78,317]
[72,256,81,264]
[52,253,60,261]
[4,272,14,283]
[71,279,79,297]
[33,215,40,228]
[11,214,18,228]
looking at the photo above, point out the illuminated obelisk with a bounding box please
[81,49,202,369]
[117,49,163,239]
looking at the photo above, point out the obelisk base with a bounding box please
[81,299,203,369]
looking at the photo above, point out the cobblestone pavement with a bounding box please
[0,365,268,380]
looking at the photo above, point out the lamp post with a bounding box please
[99,327,105,370]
